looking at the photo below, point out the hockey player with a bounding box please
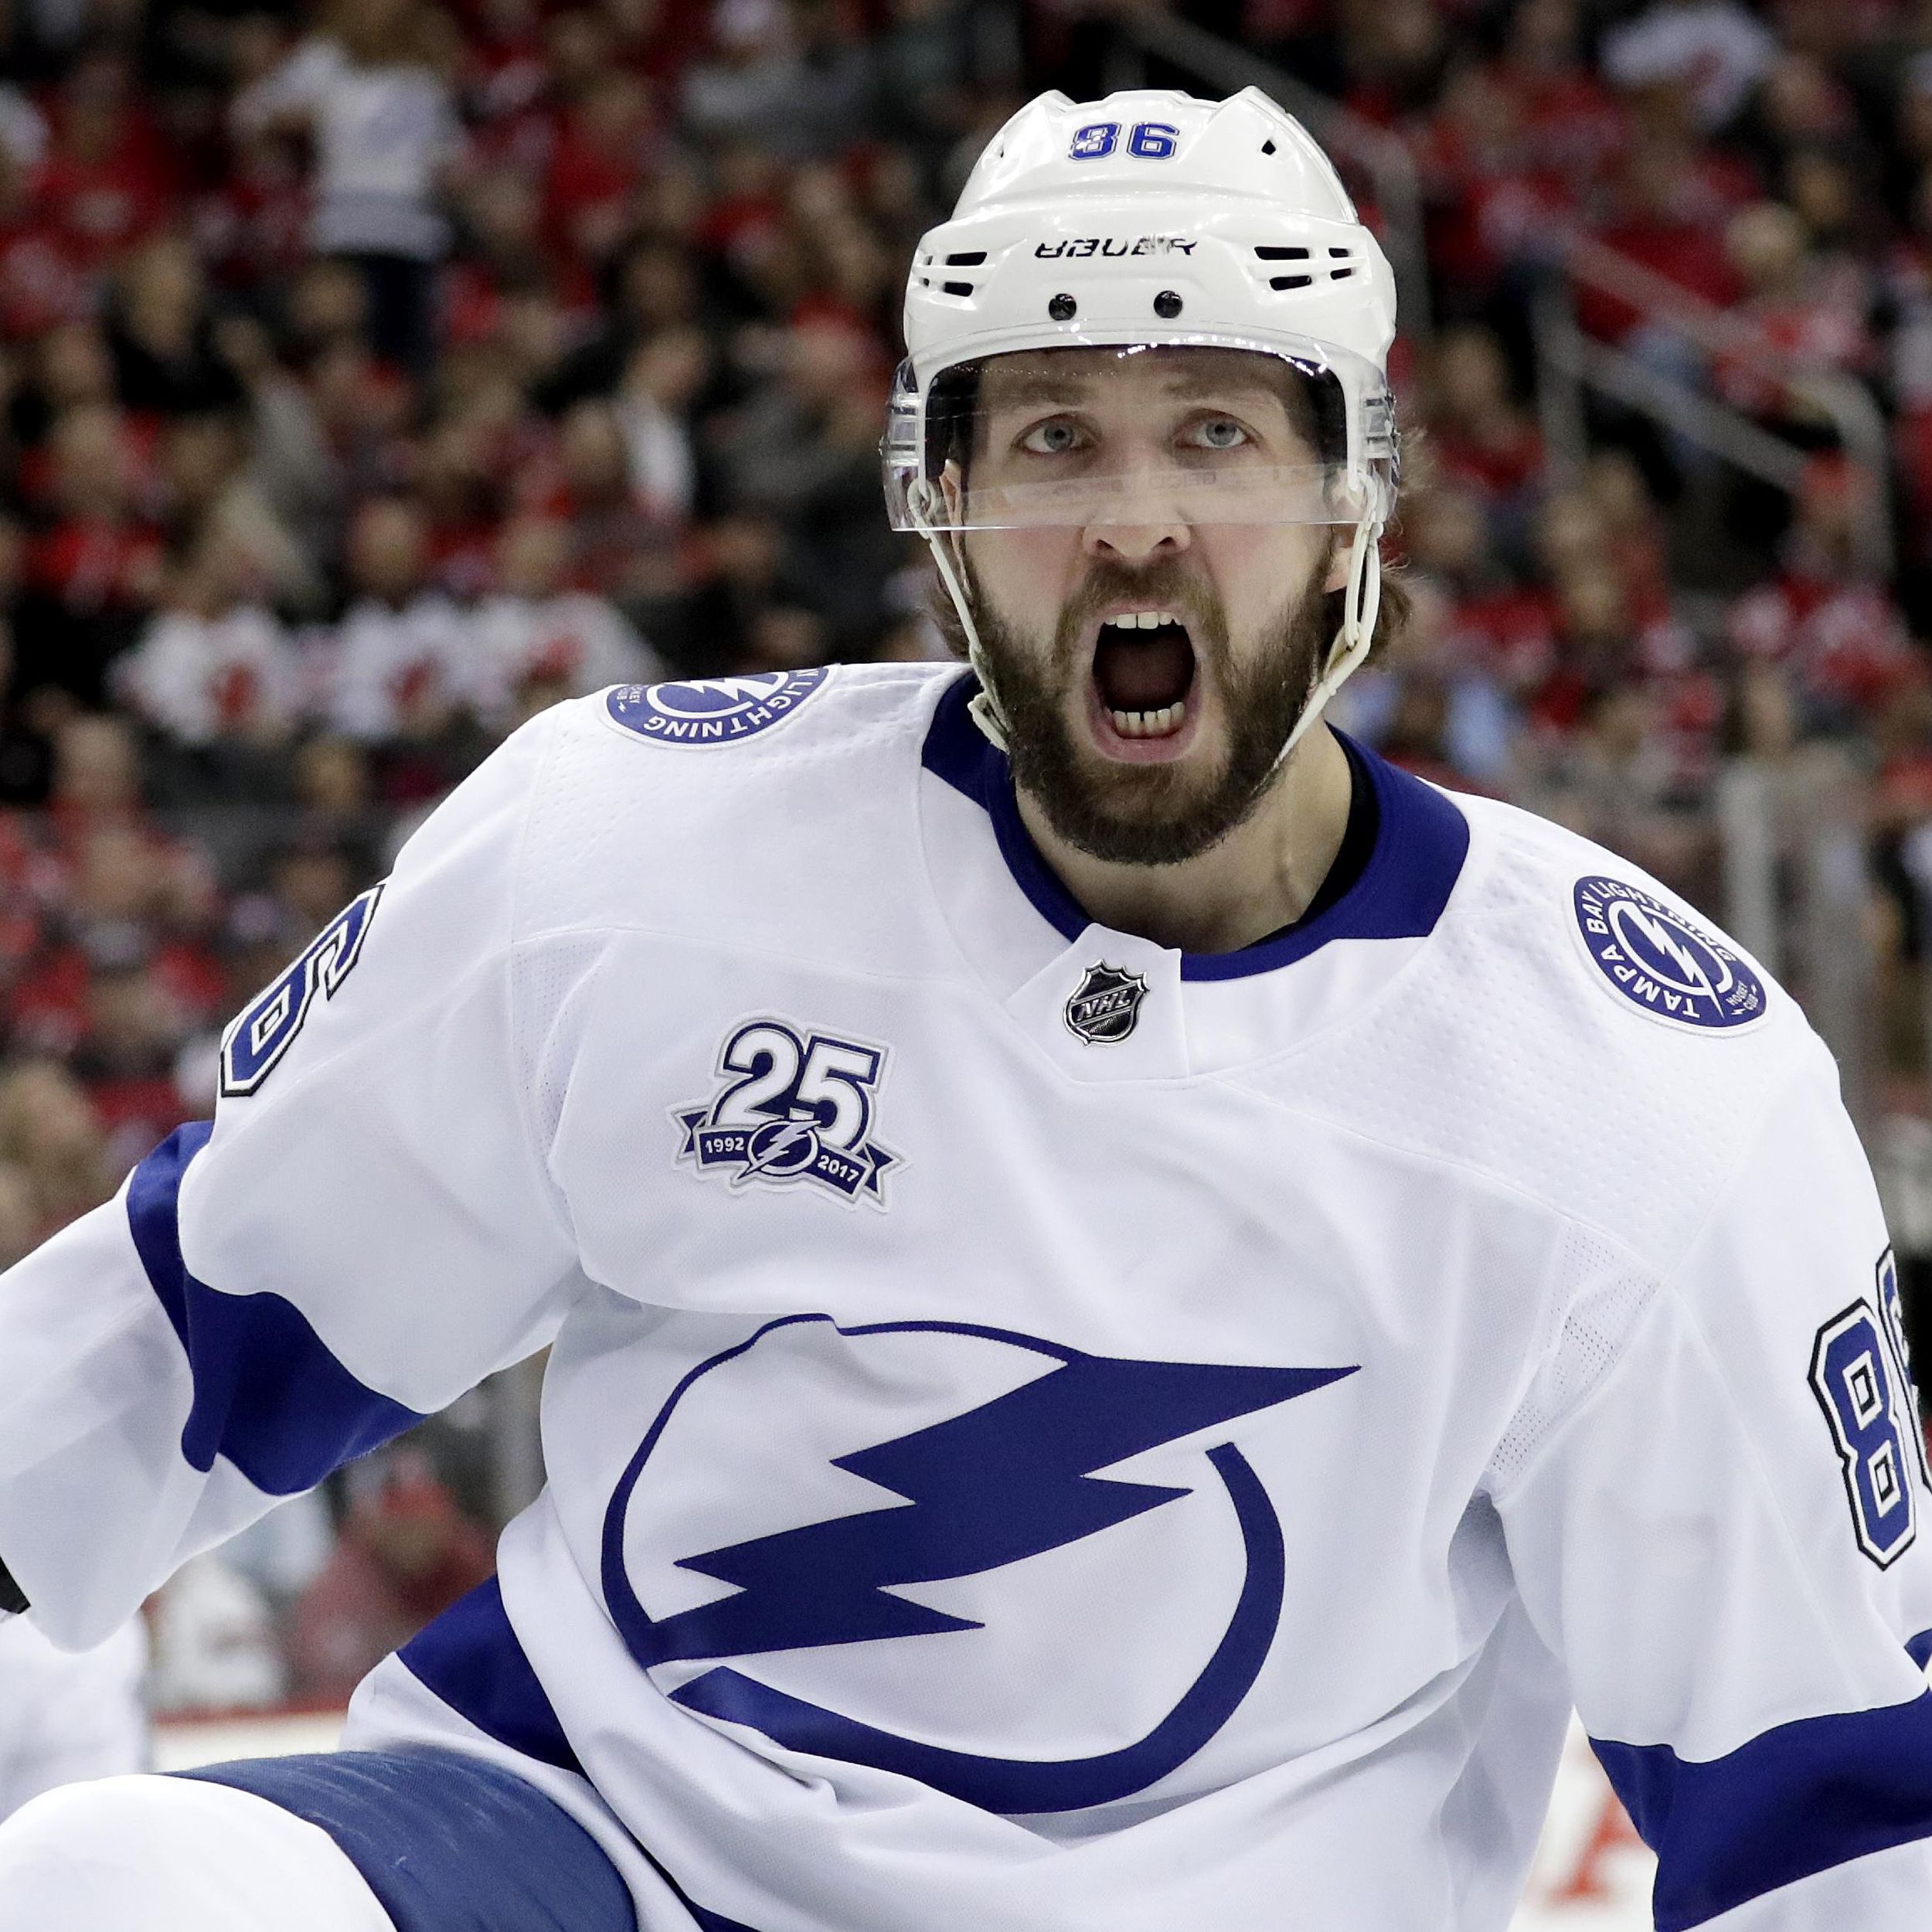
[2,86,1931,1932]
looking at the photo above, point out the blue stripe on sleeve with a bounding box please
[125,1121,425,1496]
[1592,1689,1932,1930]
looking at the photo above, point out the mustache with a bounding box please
[1053,560,1226,658]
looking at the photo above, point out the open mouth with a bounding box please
[1090,611,1197,742]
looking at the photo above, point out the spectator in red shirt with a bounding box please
[1338,0,1450,128]
[1413,61,1568,307]
[1715,200,1870,423]
[538,396,669,601]
[0,146,87,345]
[414,413,508,599]
[1420,324,1547,511]
[35,56,177,281]
[1580,111,1751,342]
[544,69,658,274]
[1580,450,1674,615]
[18,406,164,706]
[459,0,550,150]
[195,124,314,303]
[1496,0,1628,202]
[69,944,203,1174]
[8,812,222,1058]
[1402,484,1556,697]
[288,1451,497,1702]
[1726,458,1921,723]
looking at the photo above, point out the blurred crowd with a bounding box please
[0,0,1026,1713]
[6,0,1932,1703]
[0,0,1042,1241]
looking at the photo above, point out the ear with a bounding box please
[1321,532,1354,597]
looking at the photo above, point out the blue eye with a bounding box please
[1021,420,1084,454]
[1189,418,1248,450]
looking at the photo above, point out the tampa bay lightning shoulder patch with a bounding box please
[606,669,828,747]
[1572,875,1767,1031]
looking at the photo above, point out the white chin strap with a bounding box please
[909,479,1011,751]
[910,478,1381,767]
[1271,515,1382,774]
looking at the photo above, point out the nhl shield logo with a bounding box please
[1063,962,1148,1045]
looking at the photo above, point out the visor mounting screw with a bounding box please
[1048,292,1077,321]
[1153,290,1184,318]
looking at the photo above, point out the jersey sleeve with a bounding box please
[0,713,587,1649]
[1492,1036,1932,1930]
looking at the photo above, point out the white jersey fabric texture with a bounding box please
[0,1615,146,1823]
[1,662,1930,1932]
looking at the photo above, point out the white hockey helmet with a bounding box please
[886,86,1400,757]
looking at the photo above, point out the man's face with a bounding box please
[957,348,1348,867]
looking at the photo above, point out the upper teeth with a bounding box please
[1104,611,1180,631]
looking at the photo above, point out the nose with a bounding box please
[1082,516,1192,563]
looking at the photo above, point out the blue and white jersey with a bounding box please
[3,662,1931,1931]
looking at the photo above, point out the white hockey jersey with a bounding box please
[3,662,1931,1932]
[0,1615,146,1822]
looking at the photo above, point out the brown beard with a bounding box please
[965,551,1338,866]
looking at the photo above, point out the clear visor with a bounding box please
[883,340,1394,534]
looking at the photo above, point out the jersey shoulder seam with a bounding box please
[1476,1048,1845,1550]
[1221,1074,1664,1274]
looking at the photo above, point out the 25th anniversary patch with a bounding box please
[1572,876,1767,1031]
[674,1017,898,1206]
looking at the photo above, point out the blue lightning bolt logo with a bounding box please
[601,1315,1356,1812]
[1618,904,1722,998]
[732,1120,820,1187]
[1573,875,1767,1030]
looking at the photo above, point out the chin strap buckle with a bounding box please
[966,687,1009,752]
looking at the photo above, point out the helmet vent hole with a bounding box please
[1254,246,1309,260]
[1153,290,1183,318]
[944,251,987,267]
[943,281,975,297]
[1329,247,1352,258]
[1048,293,1077,321]
[1268,274,1313,291]
[1330,267,1354,281]
[1261,139,1277,155]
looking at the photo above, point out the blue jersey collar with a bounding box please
[920,671,1469,981]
